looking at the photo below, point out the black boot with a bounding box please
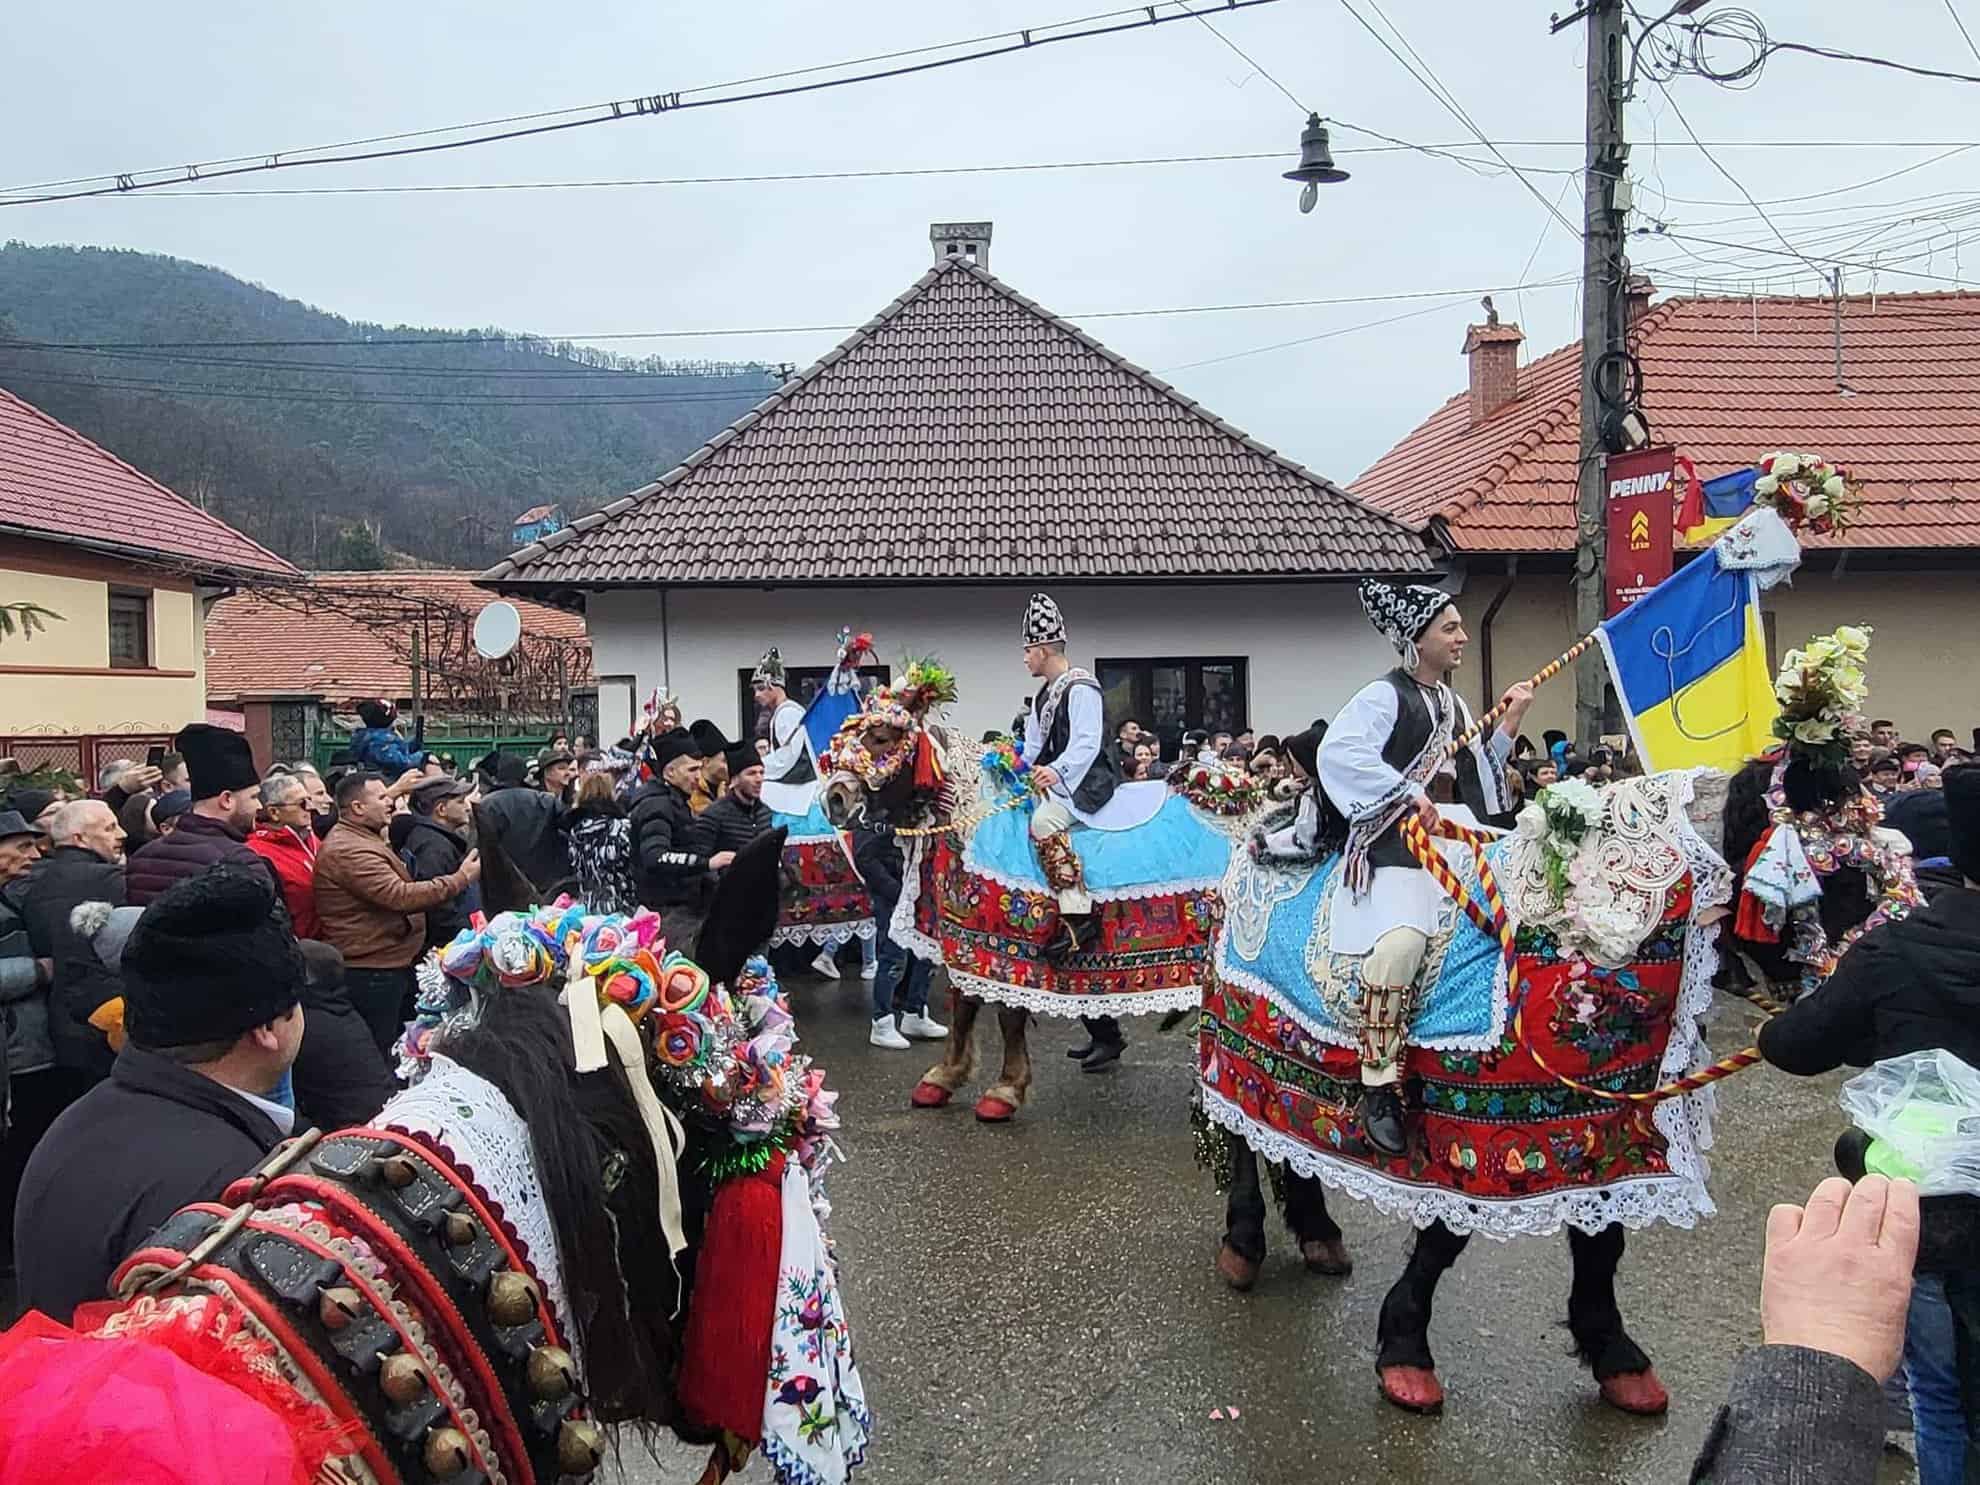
[1360,1084,1408,1158]
[1079,1016,1125,1072]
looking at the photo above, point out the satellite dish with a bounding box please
[472,600,523,659]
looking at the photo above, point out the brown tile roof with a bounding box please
[1350,291,1980,553]
[482,257,1433,592]
[206,570,589,703]
[0,385,296,579]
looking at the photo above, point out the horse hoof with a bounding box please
[1215,1243,1258,1293]
[1300,1238,1353,1277]
[910,1081,953,1109]
[1599,1368,1669,1416]
[1378,1365,1444,1415]
[973,1095,1017,1123]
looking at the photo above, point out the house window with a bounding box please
[1094,656,1248,760]
[107,589,152,669]
[736,664,892,743]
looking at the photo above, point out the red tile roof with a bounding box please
[0,386,297,578]
[206,570,588,703]
[1350,291,1980,552]
[483,257,1433,592]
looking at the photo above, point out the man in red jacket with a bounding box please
[245,772,320,939]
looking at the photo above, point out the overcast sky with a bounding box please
[7,1,1976,484]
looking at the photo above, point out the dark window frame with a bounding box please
[106,587,152,670]
[1094,654,1249,759]
[736,664,892,742]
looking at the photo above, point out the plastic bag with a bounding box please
[1838,1049,1980,1197]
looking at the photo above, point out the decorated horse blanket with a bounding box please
[1199,769,1732,1239]
[771,796,873,950]
[892,792,1235,1018]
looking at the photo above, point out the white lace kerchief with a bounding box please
[380,1056,577,1357]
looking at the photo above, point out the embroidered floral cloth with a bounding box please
[761,1160,871,1485]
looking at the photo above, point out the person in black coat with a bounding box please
[472,753,569,896]
[388,776,478,947]
[629,730,731,927]
[13,868,304,1322]
[19,801,127,1080]
[291,939,396,1133]
[696,743,774,856]
[123,724,275,908]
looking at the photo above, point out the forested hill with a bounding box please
[0,243,785,568]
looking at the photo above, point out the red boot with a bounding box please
[1378,1365,1444,1415]
[1599,1368,1669,1416]
[910,1080,952,1109]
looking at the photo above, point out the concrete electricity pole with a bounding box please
[1567,0,1630,748]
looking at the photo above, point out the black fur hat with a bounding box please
[652,727,701,770]
[175,722,259,801]
[123,866,302,1049]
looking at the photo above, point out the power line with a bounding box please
[0,367,781,408]
[1948,0,1980,65]
[0,0,1283,208]
[1336,0,1579,237]
[1175,2,1308,113]
[0,279,1593,351]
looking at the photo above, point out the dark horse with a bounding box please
[3,822,788,1483]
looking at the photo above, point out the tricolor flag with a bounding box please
[1675,464,1758,545]
[1596,536,1780,774]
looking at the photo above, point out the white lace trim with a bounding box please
[890,838,946,966]
[1200,1086,1710,1242]
[769,920,876,949]
[948,966,1203,1019]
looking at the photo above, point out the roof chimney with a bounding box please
[1625,273,1656,327]
[930,221,992,269]
[1462,300,1524,424]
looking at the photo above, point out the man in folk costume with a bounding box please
[753,648,814,794]
[1018,593,1140,1072]
[1318,579,1533,1156]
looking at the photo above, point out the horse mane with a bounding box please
[694,826,787,987]
[438,987,695,1431]
[472,800,545,916]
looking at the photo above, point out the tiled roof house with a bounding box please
[0,385,298,779]
[1348,288,1980,741]
[483,222,1439,744]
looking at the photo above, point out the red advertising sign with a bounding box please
[1604,445,1676,617]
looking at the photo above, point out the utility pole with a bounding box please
[1568,0,1630,749]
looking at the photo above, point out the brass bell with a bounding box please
[378,1351,428,1405]
[556,1418,606,1476]
[376,1154,419,1189]
[423,1425,472,1478]
[318,1286,362,1331]
[443,1210,477,1248]
[486,1269,540,1327]
[526,1345,577,1401]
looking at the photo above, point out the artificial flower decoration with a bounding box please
[1771,624,1873,770]
[1749,450,1864,537]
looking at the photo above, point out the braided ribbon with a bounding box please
[886,786,1034,840]
[1399,814,1764,1105]
[1444,632,1598,758]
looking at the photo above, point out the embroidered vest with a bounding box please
[1032,676,1120,814]
[1318,669,1495,870]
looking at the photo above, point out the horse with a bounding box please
[821,712,1244,1123]
[0,827,868,1485]
[1199,767,1740,1417]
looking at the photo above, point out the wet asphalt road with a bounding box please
[614,974,1914,1485]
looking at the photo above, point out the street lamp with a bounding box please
[1283,112,1350,213]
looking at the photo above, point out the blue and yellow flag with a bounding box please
[1596,549,1778,774]
[1676,467,1757,545]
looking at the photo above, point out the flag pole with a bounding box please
[1446,631,1600,756]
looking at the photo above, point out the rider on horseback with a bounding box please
[1318,580,1532,1156]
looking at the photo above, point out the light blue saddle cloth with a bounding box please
[962,792,1231,895]
[772,799,840,843]
[1217,842,1509,1050]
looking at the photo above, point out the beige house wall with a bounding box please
[0,538,208,736]
[1450,561,1975,752]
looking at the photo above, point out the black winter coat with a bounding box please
[389,812,476,947]
[1759,888,1980,1076]
[292,971,397,1133]
[13,1044,286,1321]
[19,846,125,1079]
[628,782,713,909]
[697,792,773,856]
[125,812,274,907]
[853,827,905,918]
[474,785,569,895]
[563,802,638,917]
